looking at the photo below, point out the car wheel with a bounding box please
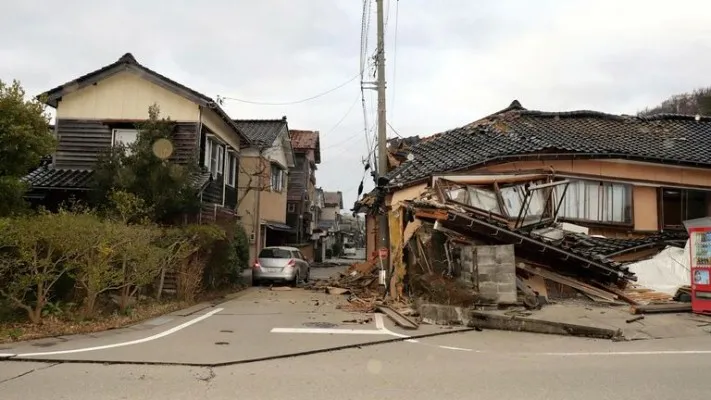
[304,268,310,283]
[291,271,301,287]
[251,277,260,287]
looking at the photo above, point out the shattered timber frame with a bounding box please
[402,176,636,285]
[433,176,571,231]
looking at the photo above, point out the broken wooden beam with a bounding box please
[517,263,618,302]
[376,305,419,330]
[630,303,692,315]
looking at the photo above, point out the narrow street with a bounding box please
[1,266,710,399]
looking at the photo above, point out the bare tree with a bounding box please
[639,87,711,116]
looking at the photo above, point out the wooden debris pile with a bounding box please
[304,258,385,312]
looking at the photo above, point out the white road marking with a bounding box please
[0,353,15,357]
[538,350,711,357]
[373,314,419,343]
[7,308,224,358]
[271,314,711,357]
[440,345,475,352]
[270,328,389,335]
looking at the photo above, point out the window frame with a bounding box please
[226,151,238,187]
[270,163,284,192]
[112,129,139,154]
[555,179,633,225]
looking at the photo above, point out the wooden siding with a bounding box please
[54,119,199,169]
[287,154,308,201]
[224,185,237,209]
[170,122,199,164]
[55,119,112,169]
[202,173,224,205]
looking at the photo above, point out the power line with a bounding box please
[387,121,404,138]
[390,0,400,121]
[323,94,361,135]
[219,72,360,106]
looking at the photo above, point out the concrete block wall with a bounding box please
[475,244,516,304]
[459,246,475,289]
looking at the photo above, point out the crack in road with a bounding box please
[0,362,59,386]
[0,328,477,369]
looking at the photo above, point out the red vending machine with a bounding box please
[685,218,711,315]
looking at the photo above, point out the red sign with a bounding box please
[378,247,389,259]
[689,226,711,315]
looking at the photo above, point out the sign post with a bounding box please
[684,218,711,315]
[378,247,388,286]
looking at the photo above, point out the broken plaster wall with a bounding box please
[475,244,517,304]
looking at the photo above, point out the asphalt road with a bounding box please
[2,265,711,399]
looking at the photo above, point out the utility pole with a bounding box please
[375,0,390,286]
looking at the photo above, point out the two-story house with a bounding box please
[24,53,250,222]
[286,130,321,245]
[234,117,295,261]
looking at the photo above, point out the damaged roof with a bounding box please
[290,130,321,163]
[233,117,288,148]
[386,100,711,187]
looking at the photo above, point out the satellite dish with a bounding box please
[152,138,174,160]
[407,153,415,161]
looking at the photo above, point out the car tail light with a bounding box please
[286,259,296,267]
[252,260,261,269]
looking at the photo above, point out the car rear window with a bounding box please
[259,248,292,258]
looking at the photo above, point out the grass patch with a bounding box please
[0,282,249,345]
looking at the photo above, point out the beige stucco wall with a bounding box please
[321,206,340,222]
[483,159,711,187]
[633,186,659,231]
[200,109,241,152]
[237,155,287,225]
[56,70,199,121]
[237,156,262,232]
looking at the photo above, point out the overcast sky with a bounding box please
[2,0,711,209]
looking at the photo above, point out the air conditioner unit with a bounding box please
[249,232,256,244]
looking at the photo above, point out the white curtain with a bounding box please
[555,180,630,223]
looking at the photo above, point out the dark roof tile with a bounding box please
[233,117,287,147]
[386,101,711,186]
[23,168,94,189]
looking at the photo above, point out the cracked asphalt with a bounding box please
[2,265,711,399]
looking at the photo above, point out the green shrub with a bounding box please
[0,211,88,323]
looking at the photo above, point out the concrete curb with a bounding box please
[417,303,623,340]
[468,311,623,340]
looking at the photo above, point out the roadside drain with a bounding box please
[214,342,230,346]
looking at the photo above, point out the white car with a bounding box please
[343,244,356,257]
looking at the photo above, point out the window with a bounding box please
[112,129,138,154]
[555,180,632,224]
[227,152,237,187]
[258,248,291,258]
[204,138,225,177]
[288,203,296,213]
[217,146,224,175]
[271,164,284,191]
[500,184,546,218]
[661,188,708,228]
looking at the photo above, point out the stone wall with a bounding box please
[476,244,516,304]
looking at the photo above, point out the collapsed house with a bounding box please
[347,100,711,313]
